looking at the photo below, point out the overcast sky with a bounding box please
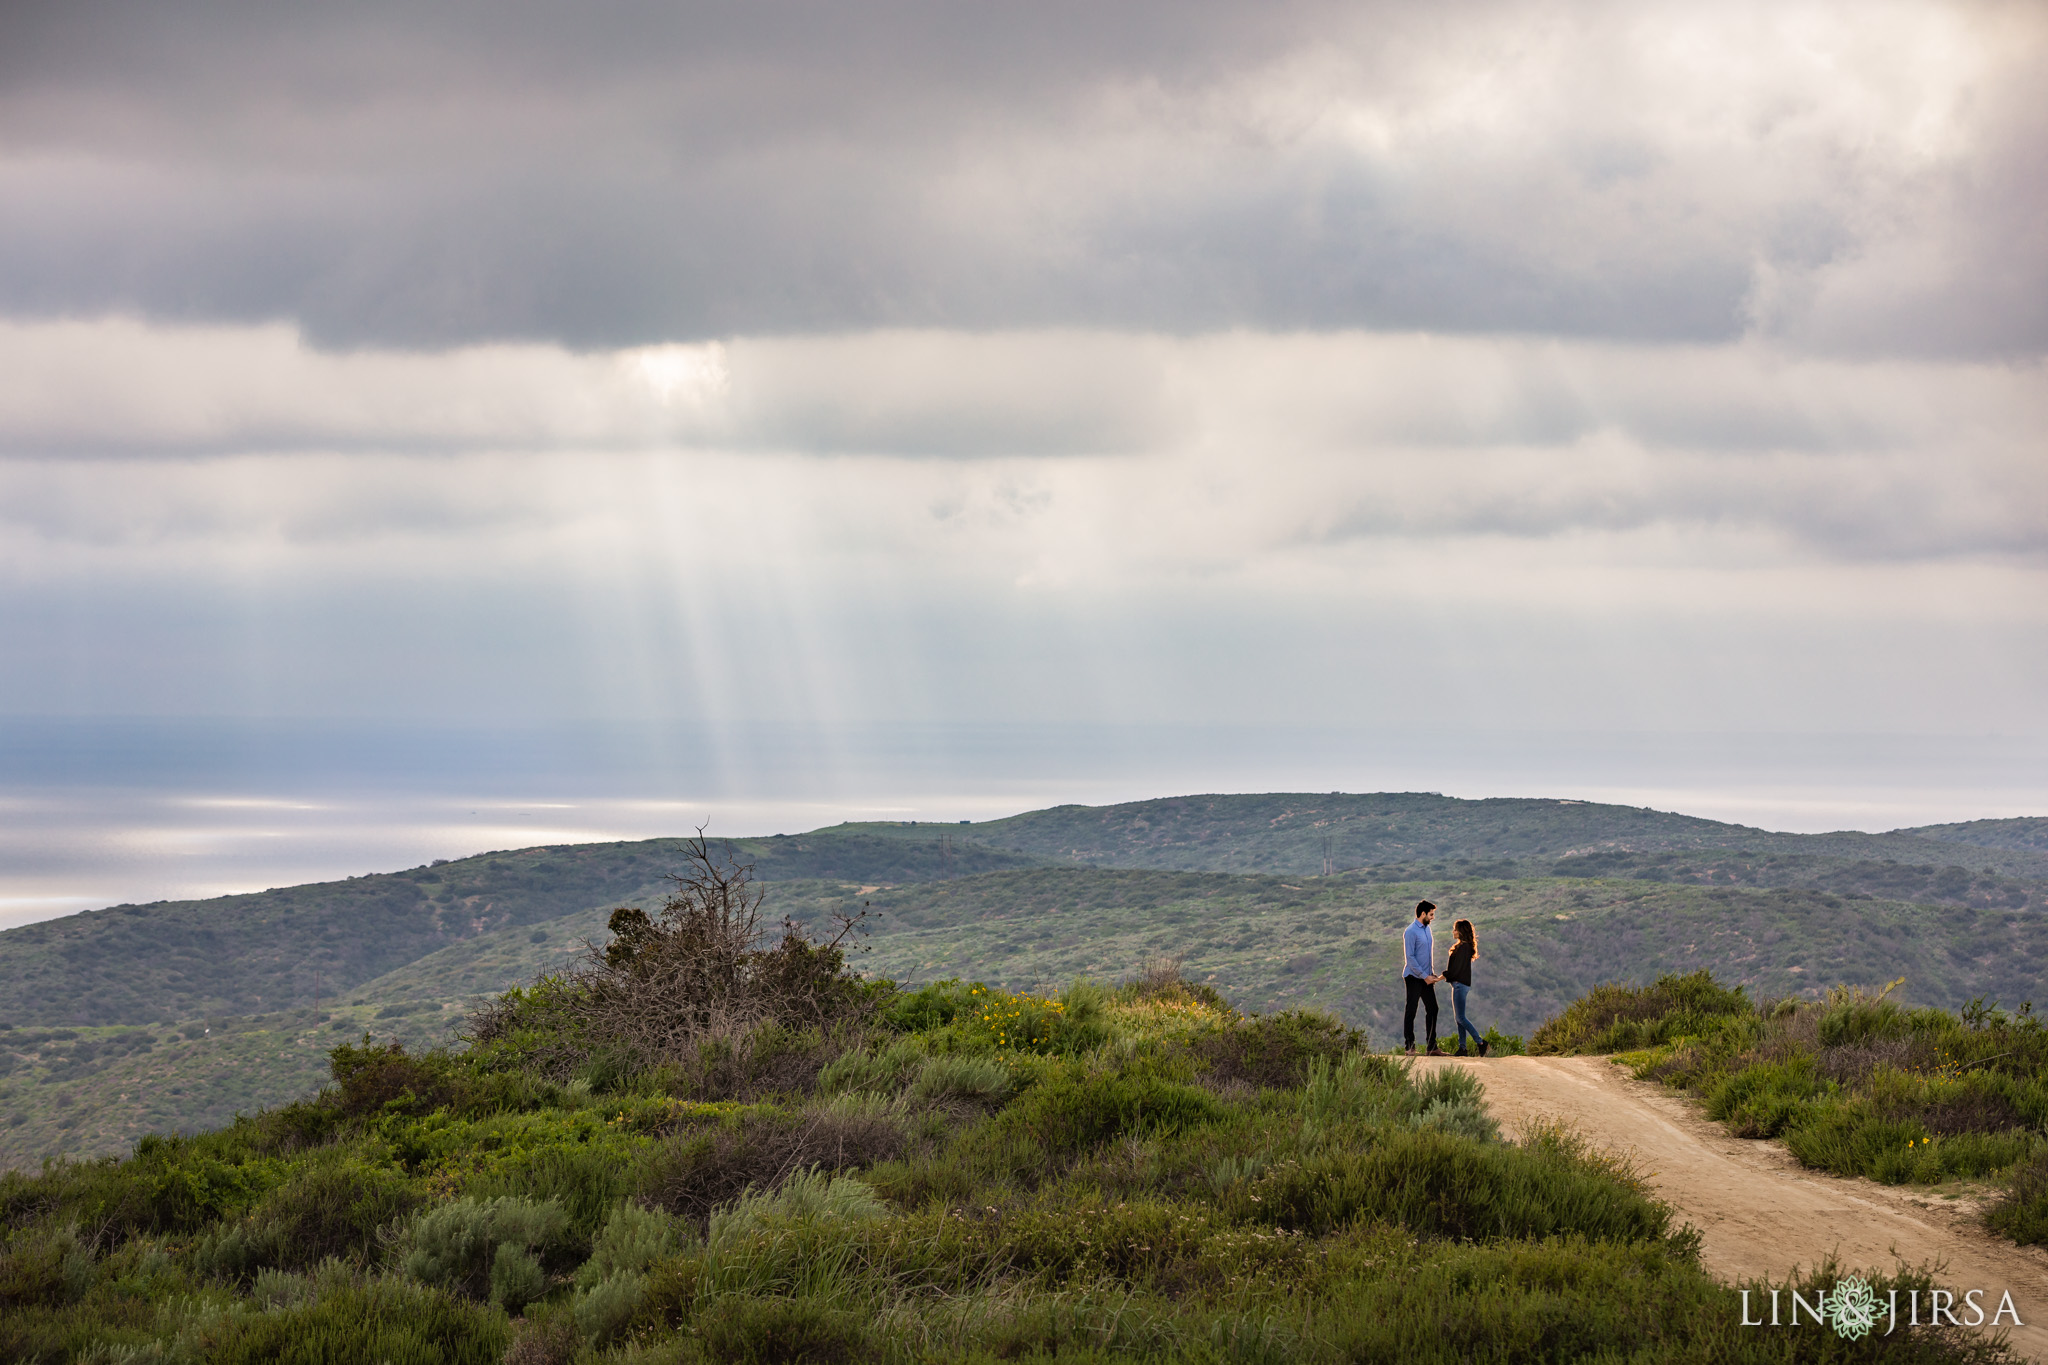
[2,1,2044,811]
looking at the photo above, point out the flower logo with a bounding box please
[1825,1277,1879,1341]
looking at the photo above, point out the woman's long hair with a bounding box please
[1453,918,1477,955]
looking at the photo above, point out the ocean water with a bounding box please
[2,717,2044,931]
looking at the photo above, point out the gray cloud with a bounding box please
[2,1,2042,353]
[2,321,2042,566]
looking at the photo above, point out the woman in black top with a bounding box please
[1446,918,1488,1056]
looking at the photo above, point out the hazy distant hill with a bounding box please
[939,792,2048,879]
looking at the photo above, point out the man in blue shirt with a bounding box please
[1402,900,1445,1055]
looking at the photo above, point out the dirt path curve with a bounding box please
[1415,1054,2048,1361]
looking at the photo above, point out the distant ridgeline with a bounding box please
[2,794,2045,1168]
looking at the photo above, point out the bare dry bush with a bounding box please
[467,832,871,1083]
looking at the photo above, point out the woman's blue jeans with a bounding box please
[1452,983,1484,1051]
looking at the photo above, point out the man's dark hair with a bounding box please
[1415,900,1436,917]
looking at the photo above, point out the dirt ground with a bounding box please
[1414,1054,2048,1361]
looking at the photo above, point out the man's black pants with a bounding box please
[1404,975,1439,1049]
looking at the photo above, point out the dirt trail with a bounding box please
[1415,1054,2048,1361]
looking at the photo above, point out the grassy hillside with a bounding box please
[1,939,2004,1364]
[0,833,1047,1028]
[0,1007,455,1176]
[1546,848,2045,911]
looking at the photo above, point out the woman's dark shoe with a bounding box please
[1478,1040,1491,1057]
[1454,1046,1470,1057]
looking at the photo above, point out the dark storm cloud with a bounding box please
[4,0,2040,352]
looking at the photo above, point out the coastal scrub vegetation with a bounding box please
[1535,971,2048,1248]
[0,850,2019,1362]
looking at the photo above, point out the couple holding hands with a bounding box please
[1400,899,1488,1057]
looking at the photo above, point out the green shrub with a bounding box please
[993,1194,1257,1287]
[978,1071,1224,1169]
[250,1098,345,1152]
[693,1294,871,1365]
[957,985,1073,1054]
[572,1267,648,1346]
[708,1169,889,1248]
[458,1066,572,1118]
[1051,978,1114,1053]
[640,1105,905,1226]
[466,1141,634,1247]
[577,1201,683,1287]
[574,1043,644,1094]
[465,836,878,1086]
[51,1132,285,1241]
[0,1223,92,1309]
[1193,1009,1359,1089]
[329,1037,464,1117]
[1987,1150,2048,1245]
[862,1153,981,1210]
[1293,1053,1498,1145]
[200,1272,510,1365]
[1299,1053,1407,1127]
[490,1242,551,1311]
[1479,1025,1526,1056]
[910,1052,1013,1106]
[884,979,977,1032]
[1409,1067,1501,1144]
[249,1150,422,1269]
[505,1316,584,1365]
[1235,1126,1675,1244]
[1531,971,1753,1055]
[1705,1056,1832,1138]
[191,1149,421,1281]
[401,1196,572,1309]
[1782,1102,1926,1179]
[250,1264,313,1308]
[1818,993,1922,1048]
[817,1037,926,1097]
